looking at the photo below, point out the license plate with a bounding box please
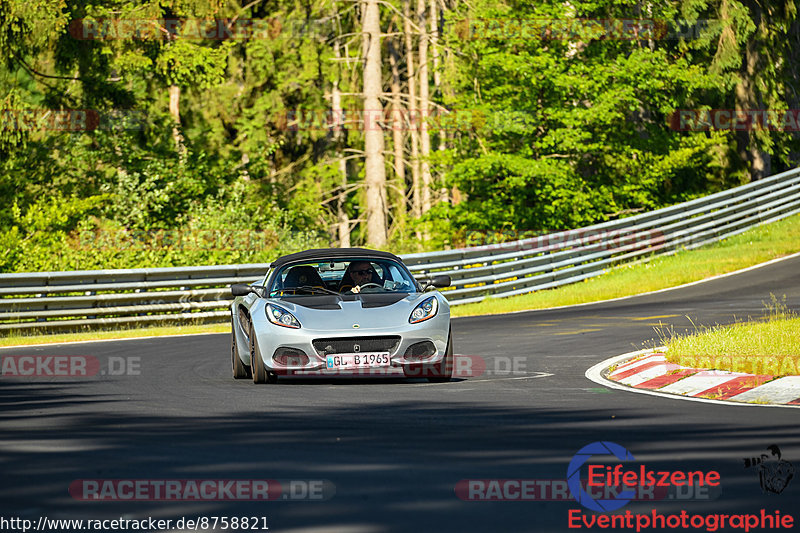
[326,352,391,370]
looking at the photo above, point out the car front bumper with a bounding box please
[249,309,450,375]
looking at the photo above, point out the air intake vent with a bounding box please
[313,336,401,356]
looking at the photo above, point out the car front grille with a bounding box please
[312,336,401,356]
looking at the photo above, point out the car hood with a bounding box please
[266,293,439,331]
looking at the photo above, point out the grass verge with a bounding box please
[451,213,800,317]
[662,297,800,376]
[2,214,799,347]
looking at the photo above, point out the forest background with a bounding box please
[1,0,798,272]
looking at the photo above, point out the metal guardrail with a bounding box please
[2,167,800,331]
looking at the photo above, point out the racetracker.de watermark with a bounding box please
[279,355,533,378]
[670,109,800,131]
[68,18,305,40]
[0,356,140,378]
[674,355,800,376]
[464,228,666,254]
[274,108,538,133]
[69,479,334,501]
[0,109,144,132]
[75,228,282,252]
[455,478,720,502]
[452,18,720,41]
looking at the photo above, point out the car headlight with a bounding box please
[266,304,301,329]
[409,296,438,324]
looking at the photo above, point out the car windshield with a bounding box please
[268,258,418,297]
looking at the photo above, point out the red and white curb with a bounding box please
[586,349,800,408]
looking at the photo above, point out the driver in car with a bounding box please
[344,261,375,293]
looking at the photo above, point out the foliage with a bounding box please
[1,0,798,272]
[436,0,750,234]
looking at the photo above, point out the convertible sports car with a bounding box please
[229,248,452,383]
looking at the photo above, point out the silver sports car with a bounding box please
[229,248,452,383]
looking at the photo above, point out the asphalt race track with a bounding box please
[2,256,800,532]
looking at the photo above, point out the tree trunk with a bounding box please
[332,36,351,248]
[388,36,407,232]
[417,0,432,214]
[169,85,180,121]
[403,0,421,220]
[430,0,441,90]
[169,85,186,158]
[735,0,770,180]
[362,0,388,247]
[430,0,448,204]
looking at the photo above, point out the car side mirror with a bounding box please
[423,275,451,291]
[230,283,254,297]
[431,275,451,288]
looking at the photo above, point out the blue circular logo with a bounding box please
[567,441,636,512]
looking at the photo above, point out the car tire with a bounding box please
[426,328,454,383]
[250,324,276,384]
[231,320,252,379]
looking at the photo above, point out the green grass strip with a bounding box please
[662,297,800,376]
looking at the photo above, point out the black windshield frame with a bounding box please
[266,258,420,297]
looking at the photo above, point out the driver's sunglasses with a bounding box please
[351,269,371,275]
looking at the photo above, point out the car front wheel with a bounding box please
[231,319,252,379]
[425,328,454,383]
[250,325,276,384]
